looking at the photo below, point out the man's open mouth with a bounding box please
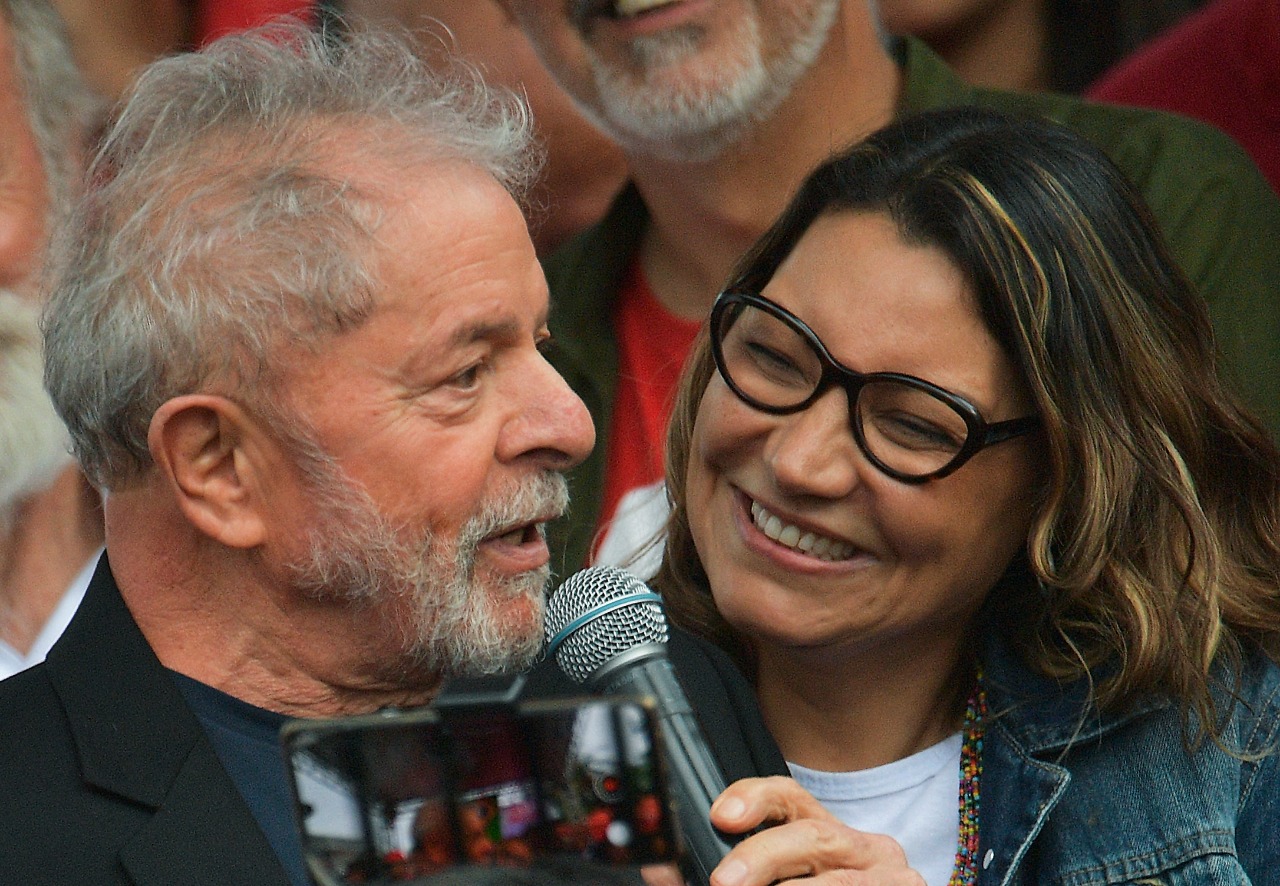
[485,520,548,546]
[573,0,685,26]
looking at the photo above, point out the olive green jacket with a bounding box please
[544,37,1280,575]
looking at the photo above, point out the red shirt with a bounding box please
[193,1,315,45]
[594,261,702,555]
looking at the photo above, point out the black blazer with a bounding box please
[0,553,290,885]
[0,556,786,884]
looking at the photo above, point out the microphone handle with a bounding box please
[594,653,739,886]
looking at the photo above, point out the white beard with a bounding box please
[285,449,568,680]
[572,0,842,162]
[0,291,73,522]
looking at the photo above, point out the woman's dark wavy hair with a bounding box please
[656,106,1280,738]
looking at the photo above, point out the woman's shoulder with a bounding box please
[981,642,1280,882]
[985,637,1280,806]
[983,624,1280,753]
[1217,643,1280,755]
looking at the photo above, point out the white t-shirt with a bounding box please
[787,733,962,886]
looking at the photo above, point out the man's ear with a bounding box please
[147,395,272,548]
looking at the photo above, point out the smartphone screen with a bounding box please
[281,698,677,885]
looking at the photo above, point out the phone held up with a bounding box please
[281,694,679,885]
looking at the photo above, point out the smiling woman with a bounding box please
[654,106,1280,884]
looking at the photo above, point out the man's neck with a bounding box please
[625,5,901,319]
[125,566,442,719]
[0,467,102,655]
[106,491,443,720]
[159,619,444,719]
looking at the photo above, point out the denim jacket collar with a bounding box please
[975,628,1174,885]
[981,627,1172,757]
[970,621,1280,885]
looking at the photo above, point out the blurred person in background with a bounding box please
[1088,0,1279,196]
[0,0,100,682]
[46,0,319,100]
[0,0,95,299]
[339,0,628,256]
[875,0,1203,93]
[0,295,100,681]
[46,0,628,257]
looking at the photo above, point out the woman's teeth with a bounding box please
[750,501,855,561]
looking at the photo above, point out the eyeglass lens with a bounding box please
[714,300,973,478]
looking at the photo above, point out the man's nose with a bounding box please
[500,351,596,470]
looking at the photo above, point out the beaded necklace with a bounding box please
[948,669,986,886]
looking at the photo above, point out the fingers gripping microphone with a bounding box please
[544,566,736,886]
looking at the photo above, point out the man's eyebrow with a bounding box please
[445,308,550,348]
[447,317,521,347]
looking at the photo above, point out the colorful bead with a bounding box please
[949,669,985,886]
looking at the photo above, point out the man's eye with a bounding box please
[448,363,483,390]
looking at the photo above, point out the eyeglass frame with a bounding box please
[708,290,1041,483]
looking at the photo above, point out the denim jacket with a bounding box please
[977,633,1280,884]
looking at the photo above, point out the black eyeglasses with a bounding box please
[709,291,1040,482]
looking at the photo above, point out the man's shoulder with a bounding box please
[975,86,1253,184]
[667,628,788,782]
[0,631,290,884]
[523,626,787,783]
[900,35,1269,206]
[0,664,107,872]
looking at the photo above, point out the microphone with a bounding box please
[544,565,737,886]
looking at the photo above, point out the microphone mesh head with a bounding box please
[544,566,669,683]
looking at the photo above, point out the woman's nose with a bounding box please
[763,387,867,499]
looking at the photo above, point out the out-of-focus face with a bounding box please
[273,162,595,678]
[499,0,843,161]
[0,18,51,301]
[0,292,71,519]
[343,0,627,254]
[685,211,1040,668]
